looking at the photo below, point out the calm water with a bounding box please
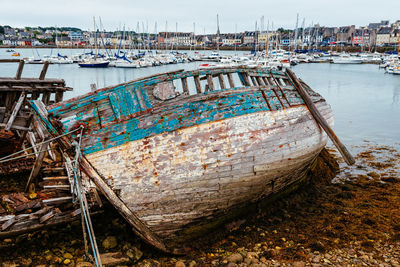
[1,48,399,149]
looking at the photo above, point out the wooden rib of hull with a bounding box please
[85,101,333,244]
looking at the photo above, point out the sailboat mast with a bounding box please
[93,16,98,60]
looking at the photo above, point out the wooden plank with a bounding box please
[206,74,214,91]
[1,216,16,231]
[227,73,235,88]
[193,75,202,94]
[5,92,25,130]
[181,77,189,95]
[286,69,355,165]
[0,123,30,131]
[25,142,49,192]
[0,59,20,63]
[15,60,25,80]
[39,61,50,80]
[5,92,25,131]
[218,74,226,89]
[42,196,72,205]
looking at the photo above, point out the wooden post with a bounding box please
[5,92,25,130]
[227,73,235,88]
[256,77,265,87]
[39,61,50,80]
[250,76,258,86]
[181,77,189,94]
[241,72,251,86]
[193,75,202,94]
[206,74,214,91]
[55,91,64,103]
[15,60,25,80]
[218,74,226,89]
[286,69,355,166]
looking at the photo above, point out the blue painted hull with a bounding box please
[78,62,109,68]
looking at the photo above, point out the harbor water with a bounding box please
[1,48,399,150]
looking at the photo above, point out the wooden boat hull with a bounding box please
[86,101,333,245]
[30,67,335,251]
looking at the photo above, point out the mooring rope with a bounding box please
[0,127,83,163]
[71,127,102,267]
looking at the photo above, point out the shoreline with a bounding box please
[0,144,399,266]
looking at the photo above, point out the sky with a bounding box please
[1,0,400,33]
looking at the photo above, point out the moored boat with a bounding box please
[31,66,336,252]
[78,60,110,68]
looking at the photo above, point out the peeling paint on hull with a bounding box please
[86,101,333,243]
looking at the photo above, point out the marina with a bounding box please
[0,5,400,265]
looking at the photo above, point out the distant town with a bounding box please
[0,20,399,51]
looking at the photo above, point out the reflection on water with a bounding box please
[0,48,399,149]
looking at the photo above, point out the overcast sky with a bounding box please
[1,0,399,33]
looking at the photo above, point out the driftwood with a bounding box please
[286,69,355,165]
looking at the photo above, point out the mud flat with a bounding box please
[0,144,399,266]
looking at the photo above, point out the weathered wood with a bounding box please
[0,123,30,131]
[206,74,214,91]
[0,59,21,63]
[227,73,235,88]
[256,77,265,86]
[250,76,258,86]
[41,92,51,105]
[39,61,50,80]
[25,142,49,192]
[39,209,58,223]
[15,60,25,80]
[55,91,64,102]
[193,75,202,94]
[181,77,189,94]
[1,216,16,231]
[31,99,170,253]
[286,68,355,165]
[218,74,226,89]
[26,131,39,157]
[42,196,72,205]
[241,72,251,86]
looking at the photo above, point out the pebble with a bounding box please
[102,236,118,249]
[226,253,243,263]
[175,260,186,267]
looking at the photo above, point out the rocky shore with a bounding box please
[1,143,399,267]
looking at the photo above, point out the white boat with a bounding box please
[332,54,363,64]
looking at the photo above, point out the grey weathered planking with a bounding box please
[31,67,335,251]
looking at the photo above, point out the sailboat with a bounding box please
[79,17,110,68]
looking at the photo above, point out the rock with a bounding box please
[3,238,12,243]
[76,262,93,267]
[227,263,237,267]
[102,236,118,249]
[175,261,186,267]
[226,253,243,263]
[63,253,73,259]
[2,262,19,267]
[126,247,143,261]
[63,259,71,265]
[20,258,32,266]
[188,261,196,267]
[293,261,305,267]
[100,252,130,266]
[367,172,380,179]
[312,255,321,263]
